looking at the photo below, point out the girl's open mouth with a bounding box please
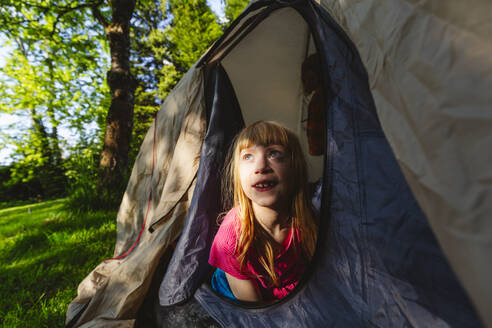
[253,180,277,191]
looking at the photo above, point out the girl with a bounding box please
[209,121,318,303]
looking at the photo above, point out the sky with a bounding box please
[0,0,226,166]
[0,36,15,166]
[208,0,225,19]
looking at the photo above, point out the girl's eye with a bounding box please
[268,150,282,159]
[242,154,253,161]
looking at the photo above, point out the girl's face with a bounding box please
[238,143,294,213]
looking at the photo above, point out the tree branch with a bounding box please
[91,3,109,30]
[49,0,106,37]
[14,38,28,58]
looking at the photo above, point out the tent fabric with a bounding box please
[66,67,207,327]
[316,0,492,325]
[66,0,491,326]
[158,64,245,305]
[154,1,482,326]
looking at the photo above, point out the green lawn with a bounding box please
[0,199,117,327]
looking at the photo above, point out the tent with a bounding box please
[66,0,492,327]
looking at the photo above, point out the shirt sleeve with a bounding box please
[209,209,251,280]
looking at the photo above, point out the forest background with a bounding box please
[0,0,249,210]
[0,0,248,326]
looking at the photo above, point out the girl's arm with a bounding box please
[225,272,262,302]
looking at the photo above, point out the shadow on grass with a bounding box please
[0,231,50,260]
[42,210,117,233]
[0,204,117,327]
[0,225,116,323]
[0,210,116,262]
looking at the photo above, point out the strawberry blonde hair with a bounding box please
[222,121,318,286]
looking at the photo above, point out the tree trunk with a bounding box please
[98,0,137,195]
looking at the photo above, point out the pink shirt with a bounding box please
[209,208,307,300]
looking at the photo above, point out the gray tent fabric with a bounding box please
[67,0,491,326]
[317,0,492,324]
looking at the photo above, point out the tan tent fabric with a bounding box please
[316,0,492,325]
[66,66,207,327]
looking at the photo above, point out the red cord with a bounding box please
[104,113,158,261]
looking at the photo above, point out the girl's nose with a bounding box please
[254,155,271,174]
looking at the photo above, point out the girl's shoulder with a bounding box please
[213,208,240,252]
[223,207,238,221]
[221,207,239,227]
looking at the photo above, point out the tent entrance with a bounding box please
[158,1,330,311]
[208,6,324,181]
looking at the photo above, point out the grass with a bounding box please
[0,199,117,327]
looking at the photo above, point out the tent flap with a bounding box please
[159,64,245,306]
[66,66,206,327]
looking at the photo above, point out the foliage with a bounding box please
[0,0,110,200]
[224,0,250,24]
[150,0,223,98]
[63,137,130,212]
[0,0,227,209]
[128,0,223,162]
[0,165,43,204]
[127,0,167,163]
[64,144,101,212]
[0,199,117,327]
[130,93,159,164]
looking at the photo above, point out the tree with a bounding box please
[0,0,226,206]
[127,0,224,162]
[0,0,109,199]
[127,0,167,163]
[0,0,140,204]
[150,0,223,97]
[224,0,250,24]
[91,0,138,195]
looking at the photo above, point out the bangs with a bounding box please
[236,121,291,153]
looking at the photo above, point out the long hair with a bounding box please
[222,121,317,286]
